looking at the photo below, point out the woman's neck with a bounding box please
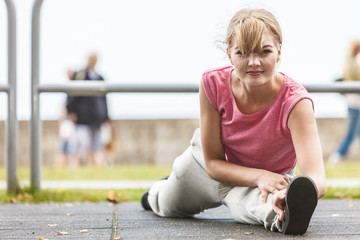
[231,72,284,115]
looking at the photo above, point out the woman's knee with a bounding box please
[172,147,196,178]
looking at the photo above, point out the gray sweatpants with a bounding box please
[148,128,295,232]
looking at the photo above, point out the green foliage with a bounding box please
[1,162,360,203]
[323,187,360,199]
[0,187,146,203]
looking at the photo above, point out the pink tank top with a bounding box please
[202,66,313,174]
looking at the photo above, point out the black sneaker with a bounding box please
[141,190,151,211]
[283,175,318,235]
[141,176,169,211]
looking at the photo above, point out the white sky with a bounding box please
[1,0,360,120]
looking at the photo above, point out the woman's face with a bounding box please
[227,31,281,87]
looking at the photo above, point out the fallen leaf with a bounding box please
[107,190,120,204]
[332,213,340,217]
[17,194,23,201]
[24,193,33,200]
[47,223,59,227]
[57,232,69,235]
[80,229,89,233]
[66,213,73,216]
[113,237,124,240]
[38,238,49,240]
[243,232,254,235]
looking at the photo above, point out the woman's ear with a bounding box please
[227,48,233,65]
[277,44,282,63]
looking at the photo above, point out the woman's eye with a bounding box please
[236,51,243,55]
[262,49,272,54]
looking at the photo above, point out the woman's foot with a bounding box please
[141,176,169,211]
[282,175,318,235]
[141,190,152,211]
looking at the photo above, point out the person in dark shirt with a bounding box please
[66,53,110,166]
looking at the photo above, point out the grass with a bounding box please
[0,165,173,181]
[0,164,171,203]
[1,161,359,181]
[0,187,145,204]
[0,162,360,203]
[324,161,360,178]
[325,187,360,199]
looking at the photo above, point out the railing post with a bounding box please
[5,0,18,193]
[31,0,44,190]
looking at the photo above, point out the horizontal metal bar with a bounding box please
[38,81,200,95]
[303,82,360,93]
[37,81,360,95]
[0,84,9,93]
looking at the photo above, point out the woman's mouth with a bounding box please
[247,71,263,76]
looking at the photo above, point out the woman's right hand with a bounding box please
[256,170,290,204]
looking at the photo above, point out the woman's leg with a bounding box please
[222,170,295,232]
[147,129,222,217]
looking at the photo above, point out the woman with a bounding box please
[142,8,326,235]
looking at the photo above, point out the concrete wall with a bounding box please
[0,118,358,166]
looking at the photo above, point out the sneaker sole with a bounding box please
[283,175,318,235]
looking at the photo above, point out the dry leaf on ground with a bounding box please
[107,190,120,203]
[57,231,69,235]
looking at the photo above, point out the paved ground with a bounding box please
[0,199,359,239]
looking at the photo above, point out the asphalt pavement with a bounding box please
[1,199,359,240]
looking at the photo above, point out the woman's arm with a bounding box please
[287,99,326,198]
[199,82,289,203]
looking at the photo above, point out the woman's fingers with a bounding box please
[272,190,286,221]
[261,190,269,204]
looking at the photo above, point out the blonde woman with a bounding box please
[141,9,326,235]
[329,40,360,163]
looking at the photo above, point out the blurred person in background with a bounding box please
[54,70,76,167]
[66,53,111,167]
[328,40,360,164]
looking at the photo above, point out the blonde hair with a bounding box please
[343,40,360,80]
[225,9,282,55]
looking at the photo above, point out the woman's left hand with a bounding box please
[272,189,287,221]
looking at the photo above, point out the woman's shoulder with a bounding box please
[202,66,233,108]
[203,66,233,79]
[281,73,309,94]
[279,73,313,111]
[202,66,233,90]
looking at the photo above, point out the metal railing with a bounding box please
[2,0,18,193]
[30,0,360,190]
[303,82,360,93]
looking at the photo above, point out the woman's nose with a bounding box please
[248,54,260,66]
